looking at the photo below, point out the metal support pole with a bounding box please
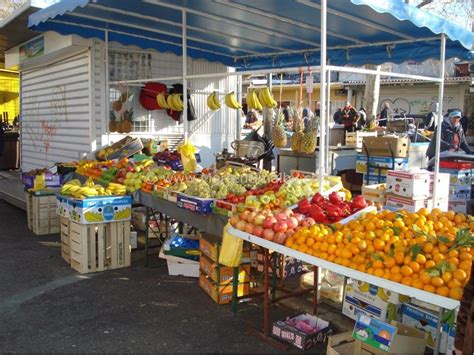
[182,10,188,140]
[232,266,239,314]
[326,70,331,174]
[144,206,150,267]
[263,248,270,336]
[433,34,446,205]
[433,307,445,355]
[318,0,327,191]
[236,75,242,140]
[312,266,319,315]
[263,73,273,171]
[104,30,109,139]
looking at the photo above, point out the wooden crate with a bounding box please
[26,193,60,235]
[60,217,71,264]
[345,131,377,148]
[69,220,131,274]
[362,183,387,204]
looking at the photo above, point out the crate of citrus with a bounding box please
[285,208,473,301]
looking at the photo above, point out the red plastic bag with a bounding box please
[139,82,167,110]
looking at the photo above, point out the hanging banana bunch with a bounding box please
[258,87,278,108]
[206,91,221,111]
[246,88,263,111]
[166,94,184,111]
[156,92,169,109]
[224,92,242,110]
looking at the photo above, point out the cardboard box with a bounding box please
[199,233,251,264]
[159,247,199,278]
[95,136,144,161]
[177,194,214,214]
[342,280,409,322]
[429,172,451,199]
[198,273,249,304]
[199,254,250,284]
[439,168,472,186]
[327,331,375,355]
[386,170,431,198]
[385,194,448,213]
[271,313,332,350]
[22,172,63,189]
[361,136,410,158]
[362,174,387,185]
[353,315,428,354]
[448,200,468,214]
[362,183,386,204]
[356,154,409,174]
[56,195,70,218]
[64,195,132,224]
[401,303,455,351]
[448,185,471,201]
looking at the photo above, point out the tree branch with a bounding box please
[417,0,434,8]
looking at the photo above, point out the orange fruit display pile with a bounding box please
[285,208,473,300]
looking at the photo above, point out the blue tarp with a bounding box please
[28,0,473,70]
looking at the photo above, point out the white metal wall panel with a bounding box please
[21,51,91,171]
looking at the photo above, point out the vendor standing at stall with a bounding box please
[426,110,473,161]
[377,102,391,127]
[341,101,359,132]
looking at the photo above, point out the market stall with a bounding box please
[24,0,474,354]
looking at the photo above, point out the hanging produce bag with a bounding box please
[139,82,167,110]
[219,223,243,267]
[177,140,197,172]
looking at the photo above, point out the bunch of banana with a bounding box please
[207,92,221,111]
[156,92,169,109]
[167,94,184,111]
[60,179,82,195]
[136,158,154,169]
[258,87,278,108]
[107,182,127,196]
[246,89,263,111]
[224,92,242,109]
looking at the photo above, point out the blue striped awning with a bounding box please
[28,0,474,70]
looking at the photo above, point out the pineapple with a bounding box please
[272,111,287,148]
[300,115,318,154]
[108,111,117,132]
[291,109,303,152]
[121,109,133,133]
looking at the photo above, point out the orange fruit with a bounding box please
[433,253,445,263]
[412,279,424,289]
[327,244,337,255]
[447,257,459,267]
[415,254,427,265]
[425,260,436,269]
[350,245,361,256]
[453,269,467,282]
[383,271,391,280]
[401,276,413,286]
[320,252,329,260]
[367,267,375,275]
[459,252,473,261]
[395,252,405,265]
[373,260,384,269]
[390,265,401,274]
[423,284,436,293]
[431,277,444,287]
[409,261,421,273]
[374,239,386,251]
[404,256,412,266]
[441,272,453,284]
[357,264,366,272]
[459,260,472,272]
[420,272,432,284]
[436,286,450,297]
[341,259,350,267]
[357,240,367,251]
[448,250,459,258]
[374,268,384,277]
[341,249,353,259]
[383,257,396,268]
[354,255,366,265]
[401,265,413,277]
[349,262,358,270]
[298,244,309,253]
[448,279,462,288]
[391,273,403,282]
[449,287,464,300]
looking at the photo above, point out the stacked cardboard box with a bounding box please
[198,233,251,304]
[439,166,472,214]
[385,170,449,212]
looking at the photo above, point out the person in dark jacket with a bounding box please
[333,108,342,124]
[377,102,391,127]
[426,110,472,160]
[341,101,359,132]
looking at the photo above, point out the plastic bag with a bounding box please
[218,223,243,267]
[177,140,197,172]
[32,174,46,191]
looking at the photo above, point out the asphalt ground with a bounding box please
[0,200,352,353]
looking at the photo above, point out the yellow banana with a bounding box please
[251,89,263,110]
[167,94,177,111]
[173,94,184,111]
[258,89,269,108]
[358,282,370,292]
[377,288,389,301]
[207,92,219,110]
[246,89,256,109]
[225,92,241,109]
[67,179,81,186]
[211,92,221,109]
[261,87,278,108]
[156,93,169,109]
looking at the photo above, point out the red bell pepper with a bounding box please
[311,193,325,204]
[351,195,367,212]
[328,191,343,206]
[298,199,311,213]
[325,203,343,221]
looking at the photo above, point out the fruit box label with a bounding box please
[439,168,472,186]
[356,155,409,174]
[64,195,132,224]
[350,280,404,305]
[177,194,213,214]
[353,314,396,352]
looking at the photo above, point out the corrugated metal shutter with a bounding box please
[20,51,91,171]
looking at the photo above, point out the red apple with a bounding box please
[253,214,266,226]
[274,232,287,244]
[273,220,288,233]
[252,226,263,237]
[282,208,293,217]
[286,217,298,229]
[263,216,277,229]
[229,215,239,227]
[239,211,250,222]
[262,229,275,241]
[302,217,316,227]
[293,213,304,224]
[245,223,254,234]
[247,212,257,223]
[275,212,288,221]
[236,220,247,231]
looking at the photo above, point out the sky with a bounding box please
[409,0,473,30]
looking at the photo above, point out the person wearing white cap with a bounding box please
[426,110,472,160]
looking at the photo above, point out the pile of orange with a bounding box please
[286,208,473,300]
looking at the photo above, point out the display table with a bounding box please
[277,147,357,175]
[228,226,460,355]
